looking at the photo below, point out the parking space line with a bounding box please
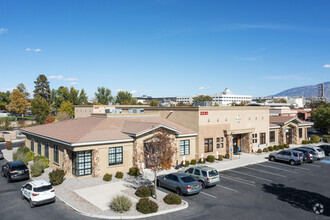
[221,175,256,187]
[303,163,321,168]
[221,174,255,184]
[254,164,298,174]
[265,161,311,171]
[242,167,286,177]
[227,170,272,182]
[200,191,217,198]
[216,184,239,193]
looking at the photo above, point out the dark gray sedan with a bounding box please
[157,173,202,196]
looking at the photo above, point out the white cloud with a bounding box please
[70,82,78,85]
[49,75,78,82]
[130,90,138,94]
[323,64,330,68]
[25,48,42,52]
[0,28,8,35]
[198,86,210,90]
[116,89,123,92]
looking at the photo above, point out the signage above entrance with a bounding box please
[200,111,208,115]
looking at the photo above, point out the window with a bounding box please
[185,168,194,174]
[31,138,34,152]
[109,147,123,165]
[217,137,224,148]
[180,140,190,155]
[45,143,49,159]
[252,134,258,143]
[72,151,92,176]
[299,128,303,138]
[260,133,266,144]
[53,145,59,163]
[194,169,201,176]
[204,138,213,153]
[269,131,275,142]
[202,171,207,177]
[38,140,41,155]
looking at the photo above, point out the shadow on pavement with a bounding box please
[262,183,330,216]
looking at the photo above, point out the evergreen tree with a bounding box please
[31,97,51,124]
[33,74,51,103]
[0,91,11,110]
[16,83,30,98]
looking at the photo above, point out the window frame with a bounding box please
[37,140,42,155]
[53,145,59,164]
[72,150,92,177]
[299,128,303,138]
[204,138,213,153]
[269,131,275,142]
[45,143,49,159]
[31,138,34,152]
[252,133,258,143]
[259,133,266,145]
[180,140,190,156]
[108,147,123,166]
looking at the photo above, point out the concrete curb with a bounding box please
[219,158,268,172]
[55,194,189,220]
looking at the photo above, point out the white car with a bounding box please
[21,180,55,208]
[303,146,325,160]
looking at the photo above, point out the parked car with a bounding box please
[157,173,203,195]
[269,150,304,165]
[1,161,29,183]
[294,148,317,163]
[0,149,4,159]
[184,166,220,188]
[318,144,330,156]
[21,180,55,208]
[302,146,325,160]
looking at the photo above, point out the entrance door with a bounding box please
[286,129,292,144]
[72,151,92,176]
[233,135,241,154]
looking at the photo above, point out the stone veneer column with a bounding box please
[279,127,285,145]
[225,134,233,157]
[241,133,252,153]
[63,149,72,177]
[304,128,308,141]
[92,149,100,178]
[292,125,299,144]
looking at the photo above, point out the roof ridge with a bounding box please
[74,118,107,143]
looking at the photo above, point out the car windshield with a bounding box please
[317,149,323,152]
[180,176,196,183]
[12,165,27,171]
[208,170,219,177]
[310,151,316,155]
[34,185,52,192]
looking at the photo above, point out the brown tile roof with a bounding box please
[269,116,301,124]
[21,116,196,145]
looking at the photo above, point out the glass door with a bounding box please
[72,151,92,176]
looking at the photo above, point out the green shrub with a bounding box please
[33,155,49,168]
[136,198,158,214]
[27,151,34,161]
[13,150,29,165]
[263,148,269,152]
[6,141,12,150]
[257,149,262,153]
[279,145,285,149]
[135,185,155,198]
[103,173,112,181]
[181,160,190,167]
[111,195,132,212]
[268,146,274,152]
[17,147,30,154]
[115,171,124,179]
[310,135,321,143]
[30,160,45,177]
[163,193,182,205]
[273,145,279,151]
[217,155,223,161]
[0,137,5,142]
[129,167,140,176]
[206,155,215,163]
[49,169,65,185]
[198,158,206,164]
[323,135,330,143]
[284,144,290,149]
[190,159,197,165]
[224,154,230,159]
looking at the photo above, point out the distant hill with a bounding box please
[273,82,330,99]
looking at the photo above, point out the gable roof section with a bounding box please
[21,116,196,146]
[269,116,313,128]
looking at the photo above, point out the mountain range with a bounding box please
[273,82,330,99]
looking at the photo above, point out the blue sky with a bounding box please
[0,0,329,99]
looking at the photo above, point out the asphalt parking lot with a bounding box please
[152,157,330,220]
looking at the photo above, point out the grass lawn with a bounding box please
[3,116,36,121]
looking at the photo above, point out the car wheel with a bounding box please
[269,156,276,162]
[157,180,161,187]
[199,181,205,189]
[29,199,35,208]
[290,160,296,166]
[176,188,182,196]
[21,192,25,200]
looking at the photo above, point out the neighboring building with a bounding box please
[252,96,305,108]
[21,115,197,178]
[135,95,176,105]
[269,107,297,117]
[176,88,252,106]
[296,108,312,121]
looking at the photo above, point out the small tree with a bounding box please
[7,89,29,117]
[31,97,51,124]
[58,101,74,117]
[193,95,212,102]
[143,128,176,199]
[56,111,71,121]
[95,87,113,105]
[149,99,159,106]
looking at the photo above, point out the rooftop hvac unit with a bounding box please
[128,108,145,114]
[105,109,122,114]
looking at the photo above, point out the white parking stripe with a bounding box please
[221,175,256,187]
[200,191,217,198]
[227,170,272,182]
[221,174,255,184]
[265,161,311,170]
[254,164,298,174]
[303,163,321,168]
[242,167,286,177]
[216,184,239,193]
